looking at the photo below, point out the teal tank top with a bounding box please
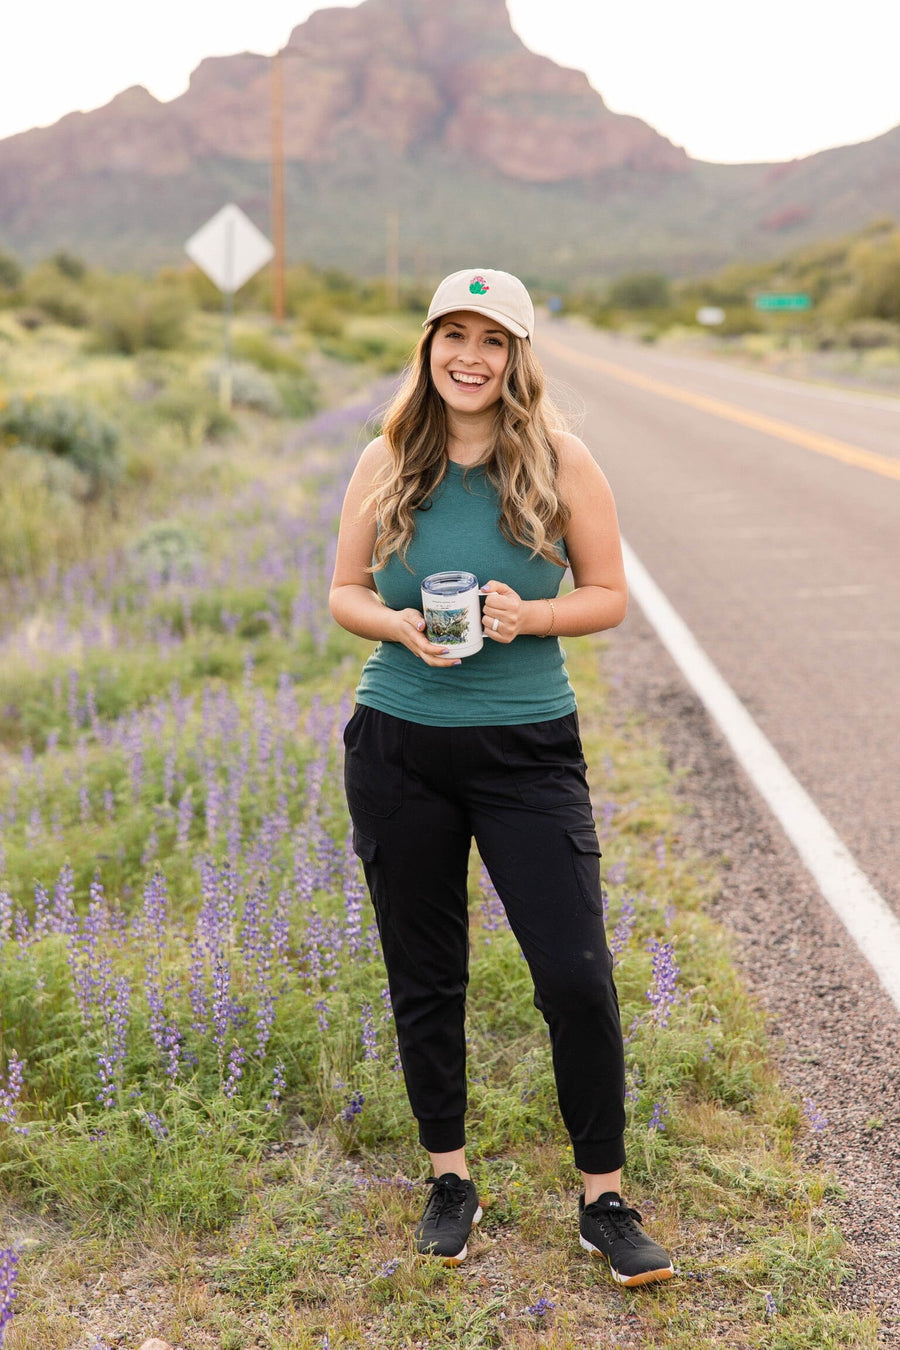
[355,460,577,727]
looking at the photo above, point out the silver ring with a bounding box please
[491,617,500,632]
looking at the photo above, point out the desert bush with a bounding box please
[302,298,346,339]
[151,381,236,445]
[843,318,900,349]
[0,394,121,496]
[0,452,84,577]
[88,276,190,354]
[232,330,309,377]
[274,373,320,418]
[609,271,671,310]
[130,520,202,582]
[3,444,92,500]
[205,361,282,415]
[0,248,22,291]
[19,263,90,328]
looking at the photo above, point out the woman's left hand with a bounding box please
[481,580,525,643]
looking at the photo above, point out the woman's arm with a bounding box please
[481,432,628,642]
[329,440,463,667]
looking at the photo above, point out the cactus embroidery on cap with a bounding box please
[468,275,490,295]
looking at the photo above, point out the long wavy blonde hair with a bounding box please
[367,324,570,570]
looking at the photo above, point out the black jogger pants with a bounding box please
[343,704,627,1175]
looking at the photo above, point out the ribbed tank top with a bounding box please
[354,460,576,726]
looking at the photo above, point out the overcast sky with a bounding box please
[3,0,900,163]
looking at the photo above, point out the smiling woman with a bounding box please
[328,267,674,1285]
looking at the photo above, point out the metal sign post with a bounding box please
[185,205,275,409]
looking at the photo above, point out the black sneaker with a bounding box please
[579,1192,674,1287]
[414,1173,483,1265]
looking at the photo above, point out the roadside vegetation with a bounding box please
[555,216,900,390]
[0,267,882,1348]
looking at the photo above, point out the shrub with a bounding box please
[0,248,22,291]
[89,277,190,354]
[20,263,90,328]
[130,520,201,583]
[205,361,282,416]
[50,251,88,281]
[0,394,121,496]
[609,271,672,310]
[844,318,900,350]
[232,331,309,377]
[151,381,236,445]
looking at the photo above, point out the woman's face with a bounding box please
[429,311,510,416]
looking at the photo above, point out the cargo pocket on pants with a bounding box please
[566,826,604,917]
[351,828,378,864]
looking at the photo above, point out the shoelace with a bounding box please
[585,1199,645,1246]
[421,1175,470,1227]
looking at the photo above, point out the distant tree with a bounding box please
[0,248,22,290]
[850,233,900,322]
[608,272,671,310]
[51,250,87,281]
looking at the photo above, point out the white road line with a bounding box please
[622,537,900,1017]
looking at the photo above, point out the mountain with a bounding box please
[0,0,898,281]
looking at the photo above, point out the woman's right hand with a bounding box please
[392,609,462,667]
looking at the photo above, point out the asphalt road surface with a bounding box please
[537,321,900,917]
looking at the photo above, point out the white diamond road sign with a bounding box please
[185,204,274,294]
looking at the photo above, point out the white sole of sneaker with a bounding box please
[439,1205,483,1267]
[579,1235,674,1287]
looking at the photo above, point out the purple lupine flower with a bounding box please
[648,1100,669,1132]
[222,1043,246,1099]
[268,1060,286,1111]
[0,890,11,946]
[360,1003,379,1061]
[654,835,668,866]
[162,748,177,803]
[0,1052,27,1135]
[314,999,330,1033]
[176,788,194,847]
[0,1246,18,1345]
[646,939,680,1027]
[525,1298,555,1316]
[97,975,131,1109]
[32,883,52,941]
[609,895,636,964]
[339,1091,365,1123]
[67,667,81,727]
[68,889,110,1022]
[144,1111,169,1141]
[802,1098,828,1132]
[343,870,365,960]
[599,801,617,834]
[378,1259,400,1278]
[764,1292,777,1318]
[478,863,509,940]
[606,862,627,887]
[52,863,77,936]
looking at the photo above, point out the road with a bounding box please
[536,321,900,916]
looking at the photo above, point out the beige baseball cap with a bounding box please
[425,269,535,341]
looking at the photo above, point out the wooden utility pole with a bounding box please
[270,51,286,323]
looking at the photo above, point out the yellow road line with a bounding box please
[538,332,900,484]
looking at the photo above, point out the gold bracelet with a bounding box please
[541,597,556,637]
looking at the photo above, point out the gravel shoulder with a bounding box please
[603,607,900,1346]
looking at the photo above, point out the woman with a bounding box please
[329,269,673,1286]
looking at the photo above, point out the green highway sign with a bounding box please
[754,293,812,311]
